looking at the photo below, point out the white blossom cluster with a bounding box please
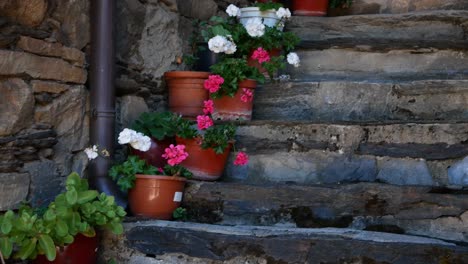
[84,145,99,160]
[287,52,300,67]
[208,35,237,54]
[276,7,291,19]
[245,17,265,37]
[226,4,241,17]
[118,128,152,152]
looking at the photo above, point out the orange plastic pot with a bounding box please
[176,137,231,181]
[292,0,330,16]
[212,79,257,121]
[33,234,99,264]
[128,174,186,219]
[164,71,210,119]
[130,137,174,168]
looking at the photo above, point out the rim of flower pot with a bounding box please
[135,174,187,182]
[164,71,211,79]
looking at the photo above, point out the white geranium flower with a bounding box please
[287,52,300,67]
[84,145,99,160]
[118,128,138,145]
[276,7,291,19]
[224,40,237,54]
[129,133,152,152]
[226,4,241,17]
[244,18,265,37]
[208,35,229,53]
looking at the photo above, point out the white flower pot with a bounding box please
[239,7,283,31]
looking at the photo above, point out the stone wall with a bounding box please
[0,0,90,210]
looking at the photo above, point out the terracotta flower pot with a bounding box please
[292,0,329,16]
[129,174,186,219]
[176,137,231,181]
[239,7,283,30]
[164,71,210,119]
[33,234,99,264]
[130,137,174,168]
[212,79,257,121]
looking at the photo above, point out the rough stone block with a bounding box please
[176,0,218,20]
[448,156,468,186]
[0,78,34,136]
[17,36,86,66]
[23,160,63,208]
[51,0,90,49]
[0,50,87,84]
[31,80,70,94]
[0,173,30,210]
[0,0,47,27]
[118,95,149,128]
[376,158,434,185]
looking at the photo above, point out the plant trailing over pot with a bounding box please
[175,111,249,180]
[0,173,126,263]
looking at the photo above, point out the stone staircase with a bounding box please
[100,3,468,263]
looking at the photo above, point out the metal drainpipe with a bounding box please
[89,0,127,207]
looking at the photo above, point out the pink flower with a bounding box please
[234,152,249,166]
[251,47,270,64]
[197,115,214,130]
[203,99,214,114]
[240,88,253,103]
[158,167,164,174]
[162,144,189,166]
[204,75,224,93]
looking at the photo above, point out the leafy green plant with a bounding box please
[109,155,158,192]
[0,173,126,262]
[329,0,353,8]
[254,1,283,11]
[210,58,265,98]
[132,111,180,140]
[176,119,236,154]
[172,207,188,221]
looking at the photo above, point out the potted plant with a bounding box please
[130,111,180,168]
[239,2,285,29]
[0,173,126,264]
[184,19,220,72]
[109,146,193,220]
[207,58,264,121]
[175,112,249,181]
[328,0,354,16]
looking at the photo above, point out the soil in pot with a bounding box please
[33,234,99,264]
[292,0,330,16]
[212,79,257,121]
[130,137,174,168]
[176,137,231,181]
[165,71,210,119]
[128,175,186,219]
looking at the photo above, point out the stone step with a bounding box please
[329,0,468,16]
[182,181,468,243]
[253,79,468,122]
[285,48,468,81]
[288,10,468,50]
[99,221,468,263]
[224,121,468,187]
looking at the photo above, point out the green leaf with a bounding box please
[38,234,56,261]
[0,237,13,259]
[17,238,37,260]
[66,188,78,205]
[43,209,56,222]
[1,218,12,234]
[77,190,98,204]
[66,172,81,187]
[56,220,68,237]
[109,222,124,235]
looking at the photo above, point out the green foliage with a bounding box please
[109,155,158,192]
[210,58,264,98]
[162,165,193,179]
[202,124,236,154]
[132,111,180,140]
[0,172,126,262]
[172,207,188,221]
[175,118,198,139]
[329,0,353,8]
[254,1,283,11]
